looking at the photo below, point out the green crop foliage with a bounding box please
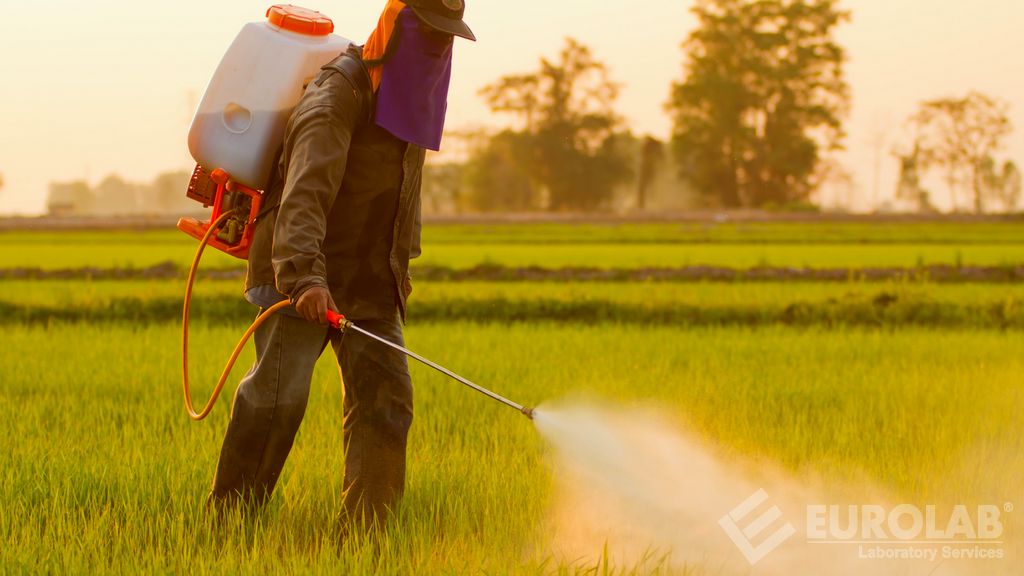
[415,243,1024,270]
[3,278,1023,307]
[2,279,1022,329]
[2,220,1022,573]
[6,219,1024,246]
[1,222,1022,270]
[0,322,1020,573]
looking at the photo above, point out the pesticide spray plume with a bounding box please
[531,399,1012,575]
[532,400,763,573]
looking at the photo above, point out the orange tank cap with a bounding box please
[266,5,334,36]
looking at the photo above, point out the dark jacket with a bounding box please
[245,48,424,322]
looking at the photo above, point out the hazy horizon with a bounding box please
[1,0,1022,215]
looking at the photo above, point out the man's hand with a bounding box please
[293,286,338,325]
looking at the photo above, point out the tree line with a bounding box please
[46,171,194,217]
[429,0,1018,214]
[42,0,1020,216]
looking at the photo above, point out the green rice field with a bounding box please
[2,221,1022,270]
[1,219,1022,574]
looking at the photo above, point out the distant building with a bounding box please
[47,181,94,216]
[45,170,197,217]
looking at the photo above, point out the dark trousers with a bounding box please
[210,311,413,525]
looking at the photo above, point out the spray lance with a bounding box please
[181,211,535,421]
[179,5,534,422]
[325,310,534,419]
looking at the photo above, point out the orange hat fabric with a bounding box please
[363,0,406,92]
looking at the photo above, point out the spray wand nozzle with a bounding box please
[325,310,534,419]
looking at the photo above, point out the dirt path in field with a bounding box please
[2,261,1022,282]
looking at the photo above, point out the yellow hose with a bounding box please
[181,211,290,420]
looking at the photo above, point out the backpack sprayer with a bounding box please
[178,5,533,422]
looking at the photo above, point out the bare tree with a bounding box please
[893,144,933,212]
[982,158,1021,211]
[909,92,1012,213]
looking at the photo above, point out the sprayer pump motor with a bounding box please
[176,165,262,260]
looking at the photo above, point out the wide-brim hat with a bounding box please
[403,0,476,41]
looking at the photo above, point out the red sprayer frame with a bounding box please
[177,165,262,260]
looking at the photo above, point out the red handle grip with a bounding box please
[325,310,347,329]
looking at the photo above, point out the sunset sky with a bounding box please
[1,0,1022,214]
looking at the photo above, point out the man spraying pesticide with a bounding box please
[178,1,533,528]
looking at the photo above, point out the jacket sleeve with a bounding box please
[272,71,363,299]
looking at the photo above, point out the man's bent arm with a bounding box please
[273,72,362,300]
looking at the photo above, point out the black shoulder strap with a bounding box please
[316,44,373,125]
[254,46,372,224]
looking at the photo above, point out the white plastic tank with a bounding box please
[188,5,351,190]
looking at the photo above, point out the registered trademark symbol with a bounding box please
[1005,502,1014,513]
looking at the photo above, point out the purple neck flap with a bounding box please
[374,8,453,151]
